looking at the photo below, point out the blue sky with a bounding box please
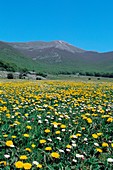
[0,0,113,52]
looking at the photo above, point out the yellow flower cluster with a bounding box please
[1,80,113,169]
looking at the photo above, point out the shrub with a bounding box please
[36,77,42,80]
[7,73,14,79]
[88,78,91,80]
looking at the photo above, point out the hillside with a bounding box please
[0,40,113,74]
[0,41,45,72]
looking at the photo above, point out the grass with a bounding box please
[0,80,113,169]
[47,74,113,82]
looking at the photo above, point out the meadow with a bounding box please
[0,80,113,169]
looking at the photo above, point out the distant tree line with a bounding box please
[57,71,113,78]
[0,60,29,73]
[0,60,17,72]
[1,59,113,78]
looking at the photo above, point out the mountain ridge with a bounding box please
[0,40,113,74]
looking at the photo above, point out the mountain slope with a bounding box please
[8,40,113,73]
[0,41,45,72]
[0,40,113,74]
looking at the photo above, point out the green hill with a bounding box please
[0,40,113,75]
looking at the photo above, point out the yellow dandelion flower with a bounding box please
[102,142,109,147]
[23,163,32,169]
[76,133,81,137]
[3,134,8,137]
[107,117,113,122]
[51,152,60,158]
[97,133,102,136]
[55,130,60,134]
[45,147,52,151]
[66,144,72,149]
[96,148,103,153]
[52,122,59,127]
[25,113,29,117]
[0,161,7,166]
[37,164,42,168]
[15,161,24,169]
[20,155,28,160]
[87,118,92,123]
[12,135,17,138]
[23,134,30,137]
[6,140,14,147]
[60,124,66,128]
[25,148,32,152]
[31,144,36,148]
[6,114,10,118]
[44,129,50,133]
[92,134,98,139]
[81,127,85,130]
[26,125,32,129]
[39,139,46,144]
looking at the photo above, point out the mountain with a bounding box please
[0,40,113,74]
[0,41,47,72]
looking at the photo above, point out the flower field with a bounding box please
[0,80,113,169]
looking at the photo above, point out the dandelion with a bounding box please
[96,148,103,153]
[23,134,30,137]
[92,134,98,139]
[0,161,7,166]
[107,117,113,122]
[15,161,23,169]
[26,125,32,129]
[39,139,46,144]
[66,144,72,149]
[52,122,59,127]
[25,148,32,152]
[25,113,29,117]
[87,118,92,123]
[51,152,60,158]
[70,135,77,139]
[12,135,17,138]
[45,147,52,151]
[60,124,66,128]
[97,133,102,136]
[20,155,28,160]
[3,134,8,137]
[23,163,32,169]
[44,129,50,133]
[31,144,36,148]
[6,140,14,147]
[102,142,109,147]
[76,133,81,137]
[55,130,60,134]
[37,164,42,168]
